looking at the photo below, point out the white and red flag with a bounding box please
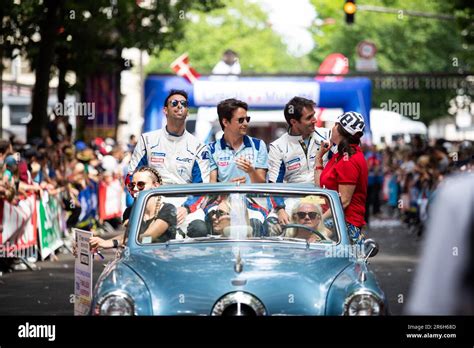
[170,53,201,84]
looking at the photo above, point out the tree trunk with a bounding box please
[113,70,121,140]
[75,88,85,141]
[28,0,60,141]
[0,44,4,140]
[0,4,4,140]
[57,47,67,106]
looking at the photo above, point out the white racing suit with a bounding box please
[128,128,210,185]
[268,127,332,184]
[128,128,210,224]
[267,127,332,210]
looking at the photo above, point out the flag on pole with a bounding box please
[170,53,200,84]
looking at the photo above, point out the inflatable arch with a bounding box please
[144,75,372,139]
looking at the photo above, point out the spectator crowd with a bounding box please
[1,106,473,269]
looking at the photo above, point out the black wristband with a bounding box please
[112,239,119,248]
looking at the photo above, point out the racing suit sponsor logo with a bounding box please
[201,151,210,160]
[217,161,230,167]
[239,154,254,163]
[150,152,166,164]
[286,157,300,165]
[150,158,164,164]
[287,163,301,171]
[176,157,193,163]
[178,167,188,177]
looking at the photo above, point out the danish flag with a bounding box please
[170,53,200,84]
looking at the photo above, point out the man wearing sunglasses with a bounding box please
[268,96,332,225]
[128,89,210,224]
[208,98,268,184]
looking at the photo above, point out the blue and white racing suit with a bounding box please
[128,128,210,184]
[128,128,210,214]
[267,127,332,210]
[268,127,332,184]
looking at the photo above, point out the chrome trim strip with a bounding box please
[212,291,267,316]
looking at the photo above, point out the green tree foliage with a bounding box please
[146,0,313,74]
[5,0,222,140]
[0,1,23,136]
[451,0,474,65]
[309,0,472,125]
[310,0,465,72]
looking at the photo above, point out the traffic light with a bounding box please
[344,0,356,24]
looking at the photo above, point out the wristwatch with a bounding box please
[275,206,286,213]
[112,239,119,248]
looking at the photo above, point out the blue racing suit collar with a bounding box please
[219,135,252,150]
[165,126,185,137]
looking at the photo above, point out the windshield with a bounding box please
[135,192,339,245]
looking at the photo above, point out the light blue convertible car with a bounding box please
[91,183,387,316]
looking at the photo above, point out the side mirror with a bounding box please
[363,238,379,259]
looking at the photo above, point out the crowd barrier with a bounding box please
[98,179,124,221]
[0,194,38,256]
[1,178,126,263]
[37,193,65,260]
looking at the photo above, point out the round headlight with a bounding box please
[95,291,135,316]
[344,290,383,316]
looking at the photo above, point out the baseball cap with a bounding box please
[5,155,18,167]
[336,111,365,135]
[75,141,87,152]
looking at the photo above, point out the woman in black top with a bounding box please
[90,166,176,249]
[137,178,176,243]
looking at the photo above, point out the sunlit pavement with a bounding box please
[368,215,421,315]
[0,216,421,316]
[0,249,113,315]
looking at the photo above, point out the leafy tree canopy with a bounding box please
[146,0,314,74]
[309,0,473,124]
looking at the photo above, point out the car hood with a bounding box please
[123,242,353,315]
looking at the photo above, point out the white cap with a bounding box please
[336,111,365,135]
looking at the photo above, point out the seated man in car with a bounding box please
[206,199,231,236]
[204,194,267,237]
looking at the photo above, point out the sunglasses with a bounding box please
[209,209,229,219]
[169,99,188,108]
[296,211,320,220]
[236,116,251,124]
[127,181,146,191]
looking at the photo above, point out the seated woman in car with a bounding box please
[286,199,333,243]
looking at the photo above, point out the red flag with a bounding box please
[170,53,200,84]
[315,53,349,81]
[315,108,324,127]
